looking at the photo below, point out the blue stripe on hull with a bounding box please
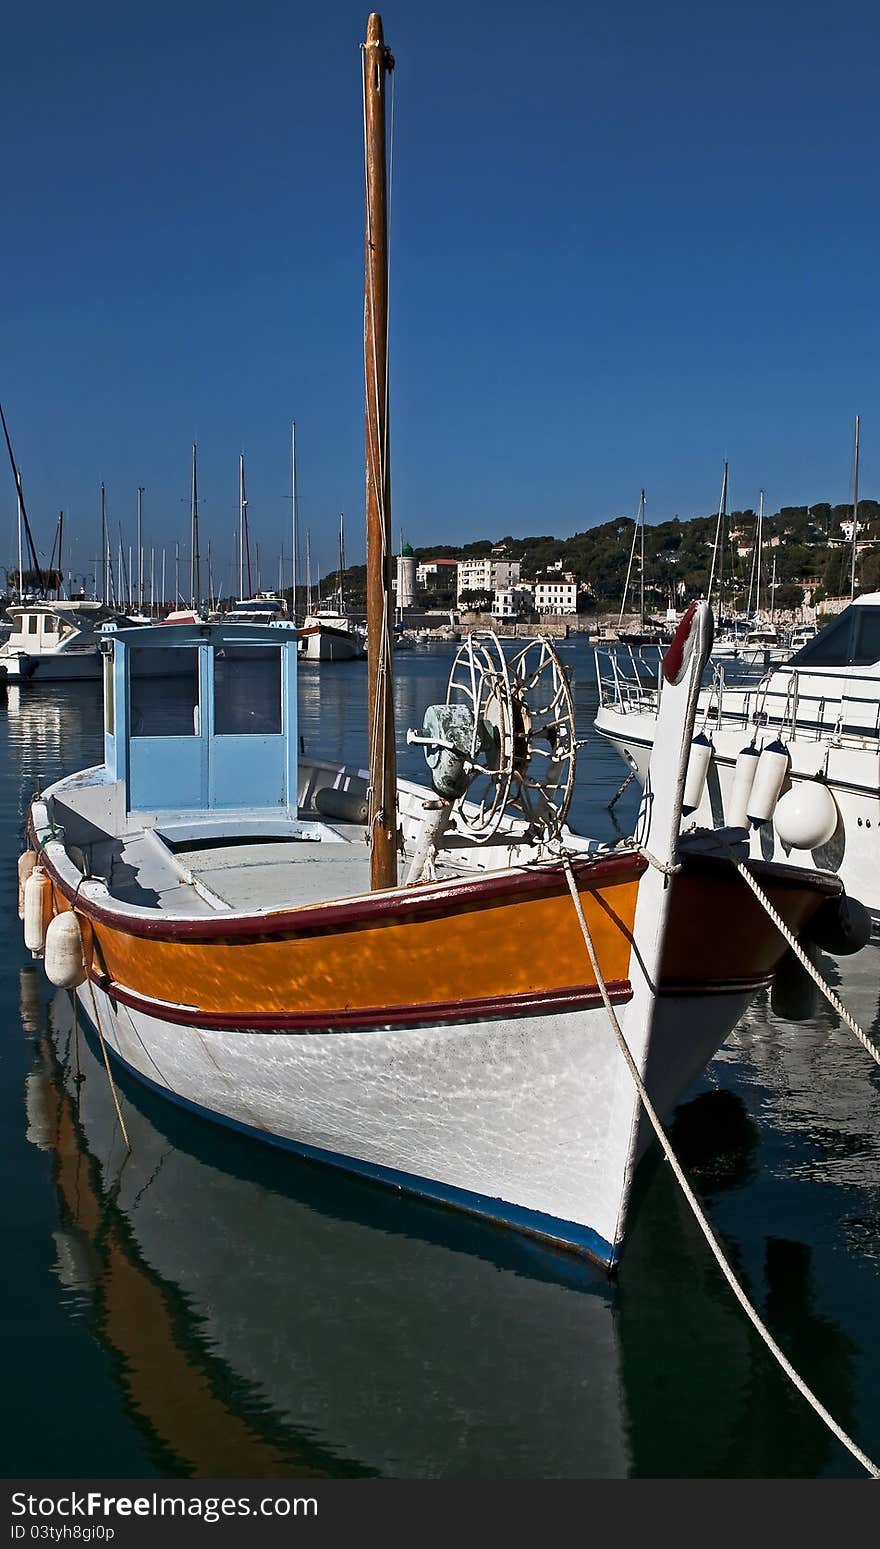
[79,999,620,1270]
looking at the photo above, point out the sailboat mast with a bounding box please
[101,483,108,606]
[0,402,46,595]
[618,505,639,633]
[239,454,246,601]
[706,461,728,618]
[137,486,144,612]
[306,530,312,614]
[339,513,346,613]
[850,414,860,600]
[755,489,764,617]
[16,483,23,602]
[363,12,397,890]
[290,421,297,623]
[190,443,201,610]
[639,489,645,628]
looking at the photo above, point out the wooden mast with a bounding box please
[363,12,397,890]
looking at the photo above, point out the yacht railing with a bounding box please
[594,643,664,716]
[597,644,880,747]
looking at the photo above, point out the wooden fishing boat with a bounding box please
[18,14,863,1271]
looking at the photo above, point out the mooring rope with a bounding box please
[561,857,880,1480]
[86,977,131,1153]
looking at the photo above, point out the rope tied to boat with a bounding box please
[85,977,132,1153]
[561,856,880,1480]
[608,836,682,877]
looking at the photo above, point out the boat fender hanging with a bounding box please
[17,850,37,920]
[23,866,51,957]
[682,732,713,815]
[725,742,760,831]
[772,780,839,851]
[747,739,789,826]
[803,893,872,956]
[770,939,820,1022]
[43,911,87,989]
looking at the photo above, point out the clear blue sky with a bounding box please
[2,0,878,594]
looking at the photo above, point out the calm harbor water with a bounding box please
[2,641,879,1479]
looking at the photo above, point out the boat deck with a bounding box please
[83,821,376,917]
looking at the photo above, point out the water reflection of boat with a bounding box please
[32,990,630,1478]
[715,947,880,1199]
[30,988,868,1477]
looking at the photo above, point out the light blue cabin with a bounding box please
[101,622,298,814]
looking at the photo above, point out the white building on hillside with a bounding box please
[416,558,459,587]
[493,584,533,619]
[534,581,577,615]
[457,558,521,603]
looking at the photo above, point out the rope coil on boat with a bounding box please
[561,855,880,1480]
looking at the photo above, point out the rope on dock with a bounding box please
[561,857,880,1481]
[733,859,880,1068]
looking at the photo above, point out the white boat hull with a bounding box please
[1,650,102,682]
[79,977,755,1269]
[299,626,362,662]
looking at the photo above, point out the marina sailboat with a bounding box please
[616,491,663,645]
[299,517,366,662]
[18,15,863,1271]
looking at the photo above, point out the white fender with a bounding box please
[682,731,713,814]
[773,780,839,850]
[23,866,51,956]
[17,850,37,920]
[747,739,789,826]
[44,911,87,989]
[726,742,760,830]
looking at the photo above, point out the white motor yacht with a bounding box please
[0,601,122,682]
[594,593,880,924]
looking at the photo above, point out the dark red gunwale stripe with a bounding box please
[658,973,774,997]
[94,974,634,1031]
[37,838,645,944]
[677,851,842,897]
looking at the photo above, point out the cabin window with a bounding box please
[851,609,880,666]
[43,616,58,633]
[103,653,115,736]
[791,607,880,669]
[27,615,38,634]
[213,646,282,735]
[790,610,854,668]
[130,648,200,736]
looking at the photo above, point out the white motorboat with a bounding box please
[299,608,366,661]
[594,592,880,924]
[0,601,131,682]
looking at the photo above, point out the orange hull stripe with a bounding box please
[62,877,640,1018]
